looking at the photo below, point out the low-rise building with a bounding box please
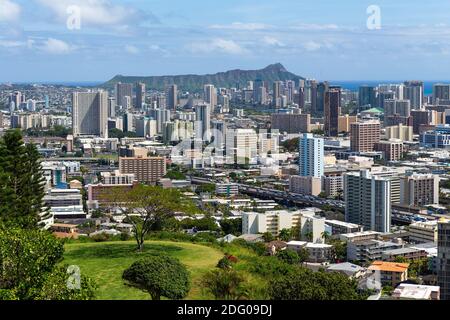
[289,176,322,196]
[325,220,363,236]
[409,221,438,243]
[381,247,429,262]
[392,283,440,300]
[368,261,409,287]
[339,230,381,243]
[215,183,239,196]
[326,262,367,279]
[347,239,403,262]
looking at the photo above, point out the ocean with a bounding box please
[329,81,444,95]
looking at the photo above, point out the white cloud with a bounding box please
[303,41,322,51]
[209,22,270,31]
[188,38,248,55]
[36,0,141,27]
[263,36,285,47]
[125,45,139,54]
[291,23,339,31]
[0,0,21,22]
[40,38,73,54]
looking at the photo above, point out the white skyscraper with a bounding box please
[72,91,108,138]
[344,170,392,233]
[298,133,324,178]
[195,104,211,141]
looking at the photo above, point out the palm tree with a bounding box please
[321,231,331,244]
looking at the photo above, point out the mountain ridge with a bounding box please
[101,63,305,92]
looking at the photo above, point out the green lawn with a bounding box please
[63,241,223,300]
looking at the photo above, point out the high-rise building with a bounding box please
[135,82,146,109]
[72,91,108,138]
[123,112,134,133]
[344,170,391,233]
[324,87,341,137]
[204,84,217,110]
[400,173,440,207]
[433,84,450,104]
[271,113,311,134]
[299,133,324,178]
[226,129,258,165]
[350,120,381,152]
[312,81,329,117]
[375,139,404,161]
[437,218,450,300]
[403,81,424,109]
[167,84,178,110]
[358,86,377,108]
[385,124,414,142]
[411,110,431,134]
[195,104,211,141]
[115,82,133,108]
[273,81,283,106]
[108,97,116,118]
[119,156,166,185]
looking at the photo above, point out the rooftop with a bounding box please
[368,261,410,273]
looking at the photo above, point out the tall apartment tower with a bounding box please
[195,104,211,142]
[273,81,283,106]
[403,81,424,109]
[324,87,341,137]
[166,84,178,110]
[433,84,450,104]
[135,82,146,109]
[400,173,440,207]
[350,120,381,152]
[311,81,329,117]
[119,156,166,185]
[344,170,392,233]
[115,82,133,108]
[72,91,108,138]
[438,218,450,300]
[204,84,217,110]
[299,133,324,178]
[358,85,376,108]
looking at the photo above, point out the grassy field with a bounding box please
[63,241,224,300]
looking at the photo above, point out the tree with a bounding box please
[0,227,94,300]
[262,232,275,243]
[35,266,97,300]
[276,250,300,265]
[298,248,310,264]
[106,185,197,251]
[269,268,362,300]
[321,231,331,243]
[278,228,291,242]
[0,130,49,229]
[220,218,242,236]
[122,256,190,300]
[201,269,248,300]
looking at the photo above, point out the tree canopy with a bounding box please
[122,255,190,300]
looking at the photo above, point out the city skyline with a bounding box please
[3,0,450,82]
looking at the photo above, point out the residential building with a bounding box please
[324,88,341,136]
[166,84,178,110]
[368,261,409,287]
[381,247,429,262]
[392,284,440,300]
[289,176,322,196]
[385,124,413,142]
[271,113,311,134]
[101,170,136,185]
[344,170,392,233]
[375,139,404,161]
[350,120,381,152]
[135,82,146,109]
[325,220,363,236]
[299,133,324,178]
[215,183,239,196]
[409,221,438,244]
[72,91,108,138]
[438,218,450,300]
[347,240,403,262]
[119,156,166,185]
[400,173,440,207]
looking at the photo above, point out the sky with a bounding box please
[2,0,450,82]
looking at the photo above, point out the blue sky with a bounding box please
[1,0,450,82]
